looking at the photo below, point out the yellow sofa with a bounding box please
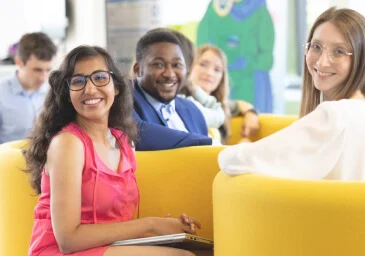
[213,159,365,254]
[0,146,223,255]
[0,114,296,255]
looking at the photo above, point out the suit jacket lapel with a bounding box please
[134,82,168,126]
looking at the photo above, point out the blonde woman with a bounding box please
[188,45,259,142]
[219,7,365,180]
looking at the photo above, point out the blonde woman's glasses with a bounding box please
[304,42,353,64]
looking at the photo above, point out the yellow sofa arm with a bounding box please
[213,171,365,256]
[0,139,29,150]
[226,114,298,145]
[0,148,39,256]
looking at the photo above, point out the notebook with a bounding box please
[111,233,214,250]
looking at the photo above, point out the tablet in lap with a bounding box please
[111,233,214,250]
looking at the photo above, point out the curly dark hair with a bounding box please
[24,45,137,194]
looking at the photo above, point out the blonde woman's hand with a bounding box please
[241,111,260,138]
[238,137,252,143]
[185,79,199,94]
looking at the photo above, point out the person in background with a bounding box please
[116,29,216,151]
[219,7,365,181]
[171,29,226,130]
[135,27,226,132]
[0,32,57,143]
[1,42,18,64]
[25,45,201,256]
[188,44,260,143]
[132,29,209,137]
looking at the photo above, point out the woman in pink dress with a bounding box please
[25,45,200,256]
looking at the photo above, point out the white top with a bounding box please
[218,99,365,181]
[178,86,225,128]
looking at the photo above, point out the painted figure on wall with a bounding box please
[197,0,275,112]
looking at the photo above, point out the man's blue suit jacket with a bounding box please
[133,81,212,151]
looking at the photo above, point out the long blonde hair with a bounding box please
[194,45,231,134]
[300,7,365,116]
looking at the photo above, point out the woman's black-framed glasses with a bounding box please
[67,70,113,91]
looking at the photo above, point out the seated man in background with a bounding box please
[133,29,209,138]
[0,32,57,143]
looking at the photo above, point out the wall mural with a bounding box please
[197,0,275,112]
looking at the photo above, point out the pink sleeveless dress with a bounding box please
[28,122,139,256]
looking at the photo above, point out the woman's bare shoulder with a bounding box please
[47,132,84,158]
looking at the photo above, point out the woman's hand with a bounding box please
[235,100,260,138]
[185,79,199,94]
[178,213,202,234]
[152,213,202,236]
[241,111,260,138]
[150,217,196,236]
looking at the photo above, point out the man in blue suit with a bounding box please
[132,29,213,150]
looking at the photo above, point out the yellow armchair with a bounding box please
[0,144,223,255]
[213,159,365,256]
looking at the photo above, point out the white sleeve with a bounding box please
[187,97,225,128]
[218,102,350,180]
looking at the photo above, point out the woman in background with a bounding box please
[188,44,260,142]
